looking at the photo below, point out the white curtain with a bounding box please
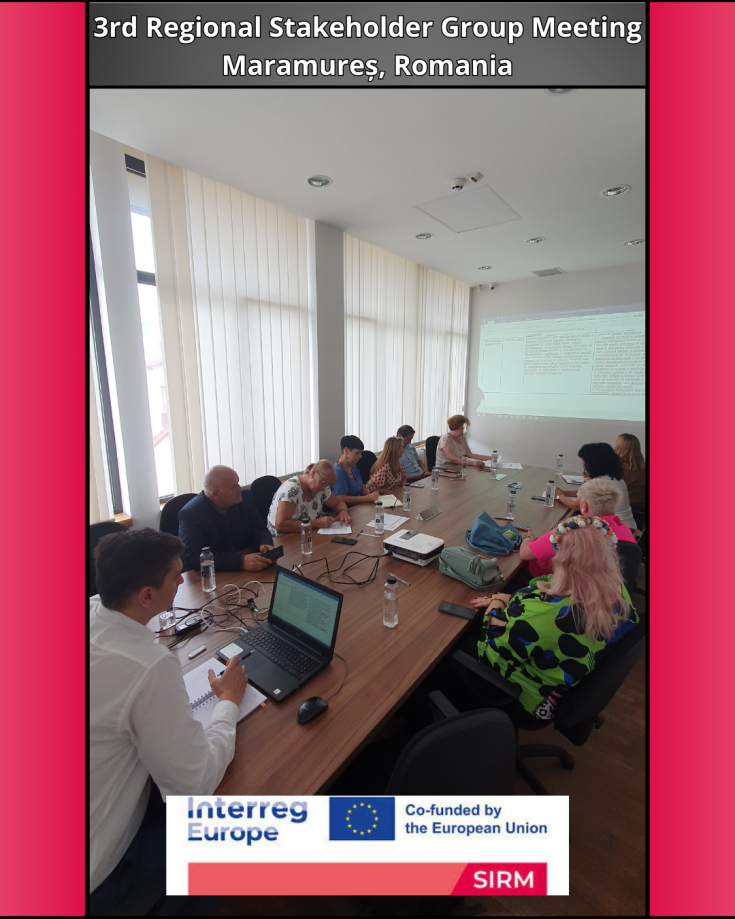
[147,158,315,491]
[89,331,114,524]
[344,235,469,451]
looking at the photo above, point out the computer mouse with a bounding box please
[297,696,328,725]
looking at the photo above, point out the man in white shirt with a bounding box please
[90,527,247,915]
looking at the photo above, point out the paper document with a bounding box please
[317,524,352,535]
[378,495,403,508]
[367,513,404,532]
[486,473,508,480]
[497,462,523,469]
[184,657,266,726]
[561,474,584,484]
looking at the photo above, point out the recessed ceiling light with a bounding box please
[415,233,433,239]
[307,175,332,187]
[624,239,645,246]
[478,266,492,270]
[600,185,630,197]
[526,237,545,244]
[546,88,573,94]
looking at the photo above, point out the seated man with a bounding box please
[90,528,248,915]
[178,465,274,572]
[519,477,636,578]
[396,425,430,481]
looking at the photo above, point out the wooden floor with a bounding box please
[218,568,647,918]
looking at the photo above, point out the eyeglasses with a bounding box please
[313,470,326,488]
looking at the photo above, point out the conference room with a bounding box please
[89,87,646,915]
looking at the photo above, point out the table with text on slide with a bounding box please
[152,466,569,795]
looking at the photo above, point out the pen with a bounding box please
[390,573,410,586]
[238,649,254,662]
[356,529,364,537]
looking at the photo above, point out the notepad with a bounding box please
[561,474,584,484]
[184,657,266,727]
[497,462,523,469]
[317,524,352,535]
[377,495,403,508]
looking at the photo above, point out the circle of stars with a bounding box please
[345,801,380,836]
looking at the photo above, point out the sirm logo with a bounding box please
[454,863,547,896]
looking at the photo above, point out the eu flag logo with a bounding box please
[329,797,395,840]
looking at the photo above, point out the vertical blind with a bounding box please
[89,336,113,524]
[147,158,316,492]
[344,235,469,451]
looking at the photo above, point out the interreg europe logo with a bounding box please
[329,797,395,841]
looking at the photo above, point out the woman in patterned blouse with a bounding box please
[367,437,407,494]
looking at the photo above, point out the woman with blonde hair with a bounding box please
[435,414,489,471]
[267,460,351,536]
[615,433,646,506]
[367,437,407,495]
[468,517,638,723]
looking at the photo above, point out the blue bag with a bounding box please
[465,511,522,556]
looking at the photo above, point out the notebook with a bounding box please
[235,566,343,702]
[184,658,267,726]
[377,495,403,508]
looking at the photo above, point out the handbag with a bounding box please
[465,511,522,556]
[439,545,504,590]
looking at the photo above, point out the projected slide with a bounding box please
[477,304,644,421]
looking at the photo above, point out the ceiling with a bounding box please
[90,88,645,286]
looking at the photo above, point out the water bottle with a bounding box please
[402,483,411,513]
[200,547,215,592]
[556,454,564,476]
[300,513,312,556]
[546,480,556,508]
[431,467,440,490]
[374,501,385,535]
[491,450,499,470]
[506,490,517,520]
[461,456,468,477]
[383,575,398,628]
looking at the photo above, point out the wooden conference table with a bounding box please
[159,465,570,795]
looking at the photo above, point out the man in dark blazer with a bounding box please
[178,465,275,572]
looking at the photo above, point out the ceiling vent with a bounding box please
[414,185,522,234]
[530,267,566,277]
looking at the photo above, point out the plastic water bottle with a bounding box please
[300,513,312,556]
[383,575,398,628]
[491,450,499,469]
[461,456,468,477]
[546,480,556,508]
[374,501,385,535]
[402,483,411,513]
[556,454,564,476]
[431,467,440,490]
[506,490,517,520]
[200,547,215,592]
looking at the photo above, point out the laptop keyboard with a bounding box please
[245,627,320,680]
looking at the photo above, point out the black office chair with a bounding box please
[617,540,643,596]
[356,450,377,483]
[248,475,282,524]
[159,493,197,536]
[424,435,440,471]
[386,694,516,795]
[451,616,646,796]
[89,521,127,597]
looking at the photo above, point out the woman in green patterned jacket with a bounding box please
[469,516,639,723]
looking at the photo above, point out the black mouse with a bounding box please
[297,696,328,724]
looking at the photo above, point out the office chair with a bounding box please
[248,476,282,524]
[424,435,440,471]
[88,521,127,597]
[356,450,377,483]
[451,616,646,796]
[159,493,196,535]
[616,540,643,596]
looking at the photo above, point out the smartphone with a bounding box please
[262,545,284,561]
[331,536,357,545]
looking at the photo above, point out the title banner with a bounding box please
[90,2,646,86]
[167,795,569,896]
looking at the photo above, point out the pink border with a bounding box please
[650,4,735,916]
[0,2,86,915]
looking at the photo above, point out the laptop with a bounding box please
[233,566,343,702]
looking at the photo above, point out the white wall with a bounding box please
[465,264,645,473]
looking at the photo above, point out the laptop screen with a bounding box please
[269,568,341,650]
